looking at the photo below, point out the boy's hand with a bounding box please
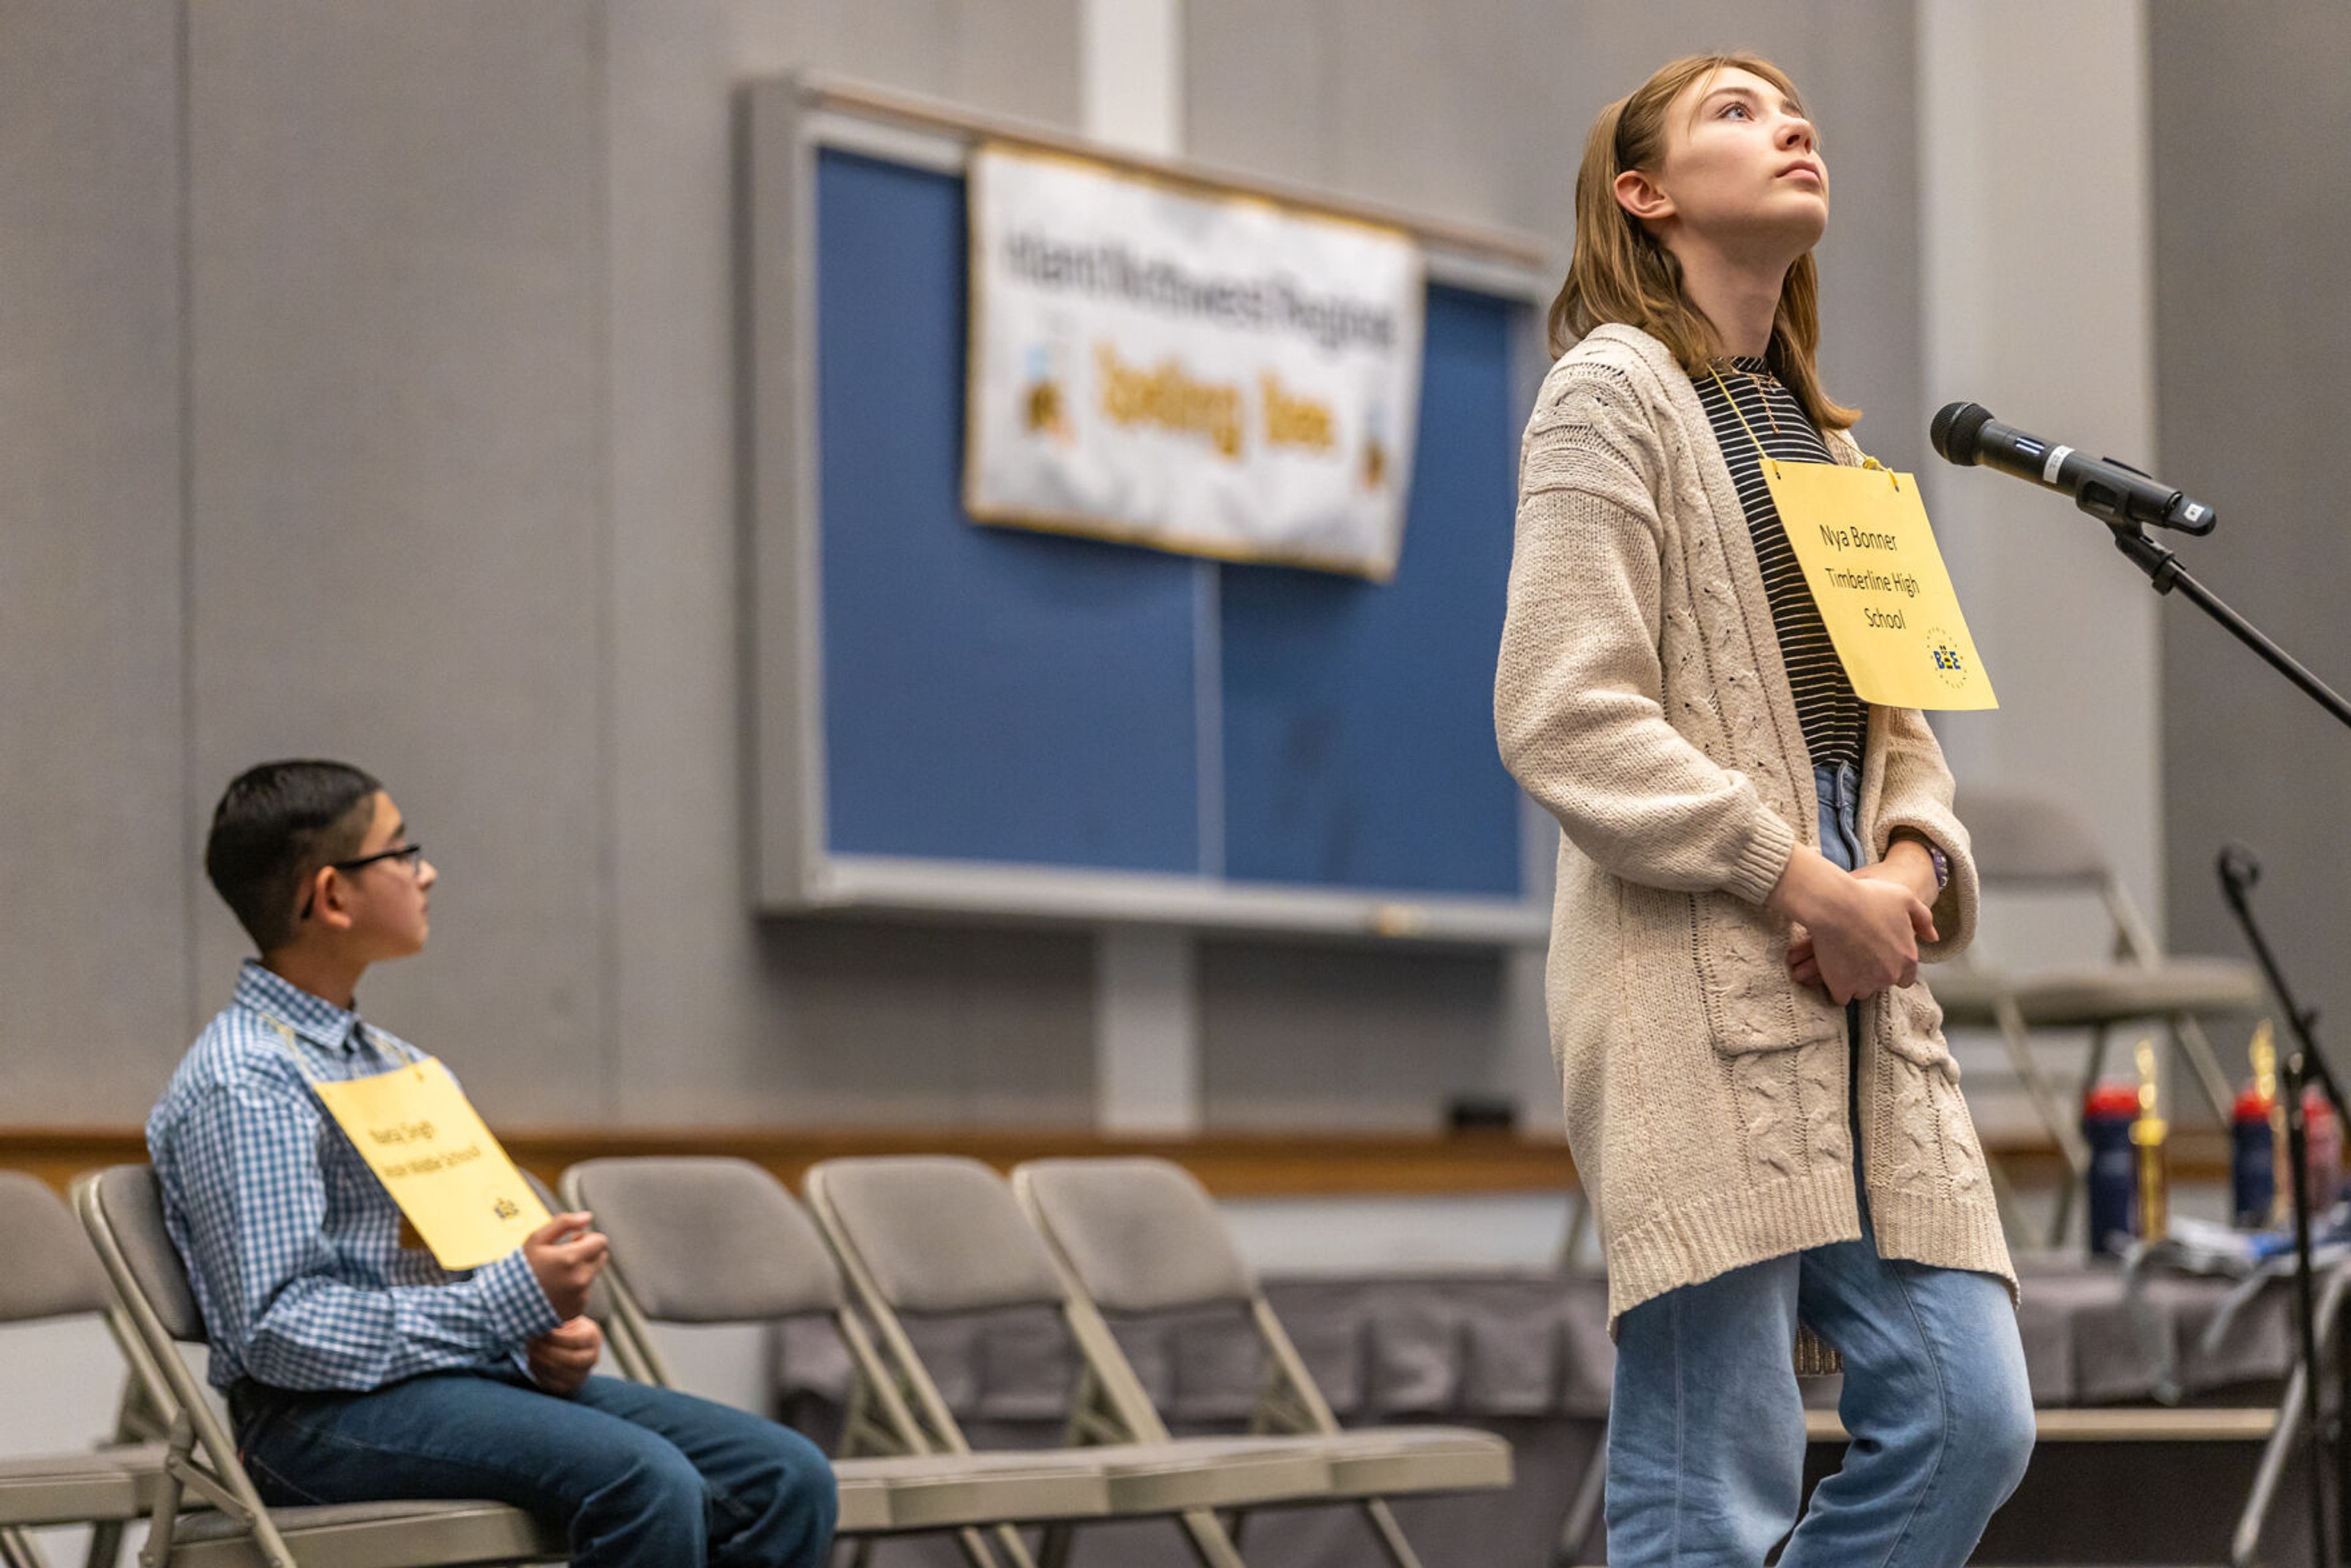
[527,1316,603,1396]
[523,1211,608,1321]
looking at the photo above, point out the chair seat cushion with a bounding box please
[0,1442,168,1523]
[836,1450,1109,1531]
[1937,958,2264,1027]
[171,1497,565,1567]
[1306,1425,1515,1496]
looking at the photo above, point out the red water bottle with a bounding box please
[2304,1086,2342,1213]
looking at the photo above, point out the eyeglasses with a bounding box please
[298,842,426,921]
[330,842,426,877]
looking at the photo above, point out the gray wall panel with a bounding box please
[603,0,768,1117]
[0,1,189,1120]
[1200,942,1505,1131]
[729,0,1082,126]
[757,921,1095,1126]
[184,1,610,1119]
[2152,5,2351,1012]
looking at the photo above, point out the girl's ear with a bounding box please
[1613,167,1673,227]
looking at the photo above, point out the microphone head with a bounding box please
[1931,401,1993,466]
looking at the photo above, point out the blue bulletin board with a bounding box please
[749,83,1550,943]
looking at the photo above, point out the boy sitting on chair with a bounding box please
[149,760,836,1568]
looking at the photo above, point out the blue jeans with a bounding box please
[232,1368,837,1568]
[1601,763,2034,1567]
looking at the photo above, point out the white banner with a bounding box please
[964,143,1425,580]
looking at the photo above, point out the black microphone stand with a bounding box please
[1998,478,2351,1563]
[2219,847,2351,1566]
[2103,522,2351,730]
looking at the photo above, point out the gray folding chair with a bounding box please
[0,1171,174,1568]
[556,1155,1107,1563]
[72,1166,567,1568]
[1940,787,2266,1244]
[805,1157,1335,1568]
[1012,1158,1512,1568]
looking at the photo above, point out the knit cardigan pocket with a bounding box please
[1883,980,1961,1081]
[1689,893,1846,1054]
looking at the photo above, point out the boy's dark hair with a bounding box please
[204,760,383,953]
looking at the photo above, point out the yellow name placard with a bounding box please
[307,1058,549,1271]
[1764,461,1997,711]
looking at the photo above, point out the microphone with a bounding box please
[1930,402,2218,535]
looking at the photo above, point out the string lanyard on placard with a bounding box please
[261,1012,424,1083]
[1702,366,1995,712]
[261,1014,549,1270]
[1704,366,1899,495]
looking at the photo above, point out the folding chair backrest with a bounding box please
[0,1171,112,1323]
[1015,1158,1255,1313]
[1956,785,2111,888]
[564,1156,844,1322]
[516,1167,620,1327]
[806,1157,1067,1315]
[81,1165,206,1343]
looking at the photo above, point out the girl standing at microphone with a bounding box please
[1494,53,2031,1567]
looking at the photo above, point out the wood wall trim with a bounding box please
[0,1125,2225,1199]
[0,1126,1579,1199]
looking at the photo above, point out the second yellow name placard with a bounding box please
[308,1058,550,1272]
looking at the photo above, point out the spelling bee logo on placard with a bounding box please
[1927,627,1969,690]
[966,143,1426,580]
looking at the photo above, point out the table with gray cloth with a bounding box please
[767,1261,2318,1566]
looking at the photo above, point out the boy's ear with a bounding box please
[306,865,358,933]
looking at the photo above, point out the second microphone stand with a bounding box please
[2220,848,2351,1565]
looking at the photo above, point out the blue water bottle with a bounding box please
[2083,1081,2140,1257]
[2234,1082,2277,1229]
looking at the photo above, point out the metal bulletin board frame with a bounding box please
[744,73,1558,945]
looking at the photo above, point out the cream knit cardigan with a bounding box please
[1494,324,2015,1350]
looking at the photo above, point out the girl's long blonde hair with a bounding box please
[1549,52,1856,432]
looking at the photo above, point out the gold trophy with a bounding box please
[2253,1019,2287,1226]
[2131,1035,2169,1243]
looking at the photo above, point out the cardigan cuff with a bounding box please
[1723,808,1798,906]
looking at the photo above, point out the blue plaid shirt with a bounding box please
[148,962,558,1391]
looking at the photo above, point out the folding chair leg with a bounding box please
[2172,1014,2237,1125]
[989,1521,1040,1568]
[1558,1190,1592,1270]
[2007,1000,2093,1248]
[81,1522,124,1568]
[1360,1498,1426,1568]
[0,1528,51,1568]
[1555,1437,1607,1567]
[1037,1522,1074,1568]
[1175,1507,1250,1568]
[1985,1152,2036,1248]
[2081,1021,2114,1100]
[947,1525,1011,1568]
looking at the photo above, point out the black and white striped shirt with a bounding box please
[1692,357,1869,773]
